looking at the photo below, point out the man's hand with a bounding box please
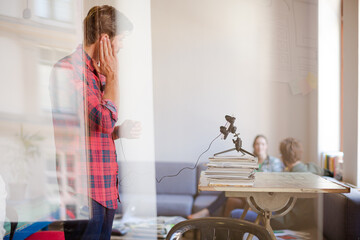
[93,35,118,78]
[93,35,119,107]
[113,120,142,140]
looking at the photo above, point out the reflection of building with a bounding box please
[50,47,89,220]
[55,152,85,219]
[0,0,87,221]
[33,0,75,23]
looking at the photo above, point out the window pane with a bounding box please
[38,64,53,111]
[34,0,50,19]
[54,0,73,22]
[55,67,77,114]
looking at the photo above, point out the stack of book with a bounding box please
[204,155,258,186]
[321,151,343,181]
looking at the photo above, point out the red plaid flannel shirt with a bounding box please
[51,45,119,209]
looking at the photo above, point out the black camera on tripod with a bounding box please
[216,115,255,157]
[220,115,237,139]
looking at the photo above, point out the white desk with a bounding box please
[199,172,350,239]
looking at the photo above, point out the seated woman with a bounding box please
[188,134,284,219]
[231,137,325,230]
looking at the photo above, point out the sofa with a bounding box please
[322,177,360,240]
[117,161,222,218]
[156,162,222,217]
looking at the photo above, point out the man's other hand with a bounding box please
[113,120,142,139]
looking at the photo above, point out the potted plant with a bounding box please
[8,125,43,200]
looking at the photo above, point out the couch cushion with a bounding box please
[192,195,224,217]
[156,162,197,195]
[323,192,346,240]
[345,188,360,239]
[118,161,197,195]
[156,194,193,217]
[323,177,360,240]
[192,195,219,213]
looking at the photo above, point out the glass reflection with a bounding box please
[0,0,156,239]
[0,0,82,225]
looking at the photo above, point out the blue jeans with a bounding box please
[64,198,116,240]
[231,209,258,222]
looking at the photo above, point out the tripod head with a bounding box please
[220,115,237,139]
[216,115,255,157]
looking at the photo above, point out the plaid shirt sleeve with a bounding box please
[86,89,118,135]
[52,46,120,210]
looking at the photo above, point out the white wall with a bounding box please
[343,0,360,186]
[152,0,318,165]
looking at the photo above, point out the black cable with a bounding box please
[118,121,228,185]
[118,138,128,186]
[156,132,222,183]
[119,138,127,162]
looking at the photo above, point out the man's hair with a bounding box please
[279,137,302,165]
[84,5,133,46]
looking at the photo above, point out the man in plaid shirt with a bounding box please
[51,5,139,240]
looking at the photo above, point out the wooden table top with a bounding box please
[199,172,350,194]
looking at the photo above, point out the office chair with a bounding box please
[166,217,272,240]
